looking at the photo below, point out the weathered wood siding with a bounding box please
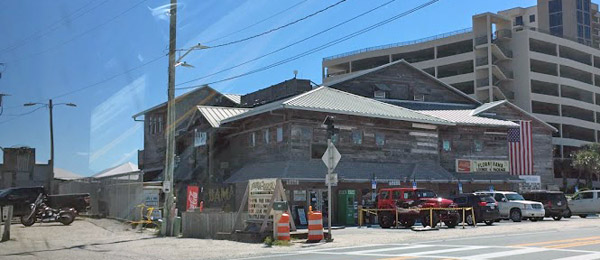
[328,62,476,104]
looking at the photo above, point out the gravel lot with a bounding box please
[1,216,599,260]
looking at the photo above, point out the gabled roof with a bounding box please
[220,86,453,126]
[92,162,139,179]
[132,85,210,119]
[197,106,250,128]
[54,168,84,180]
[417,109,519,127]
[470,100,558,132]
[223,94,241,104]
[323,59,481,105]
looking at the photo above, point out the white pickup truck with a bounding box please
[568,190,600,218]
[475,191,545,222]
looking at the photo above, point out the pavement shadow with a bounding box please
[0,236,158,257]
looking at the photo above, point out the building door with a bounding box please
[308,189,329,222]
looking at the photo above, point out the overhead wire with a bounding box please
[204,0,308,44]
[0,106,45,125]
[0,0,108,55]
[175,0,396,86]
[176,0,440,90]
[198,0,347,49]
[5,0,148,63]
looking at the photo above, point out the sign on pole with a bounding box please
[326,173,338,185]
[412,181,417,189]
[322,144,341,170]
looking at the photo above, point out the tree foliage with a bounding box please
[571,143,600,187]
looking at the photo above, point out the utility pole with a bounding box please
[24,99,76,193]
[162,0,177,237]
[323,116,339,242]
[49,99,54,190]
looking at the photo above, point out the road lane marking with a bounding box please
[303,244,386,252]
[377,257,416,260]
[546,240,600,249]
[511,236,600,247]
[348,244,433,255]
[404,246,487,256]
[551,253,600,260]
[457,247,547,259]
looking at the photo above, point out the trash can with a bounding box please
[337,190,356,225]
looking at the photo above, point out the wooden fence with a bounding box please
[182,211,247,239]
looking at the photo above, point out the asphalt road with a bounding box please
[244,227,600,260]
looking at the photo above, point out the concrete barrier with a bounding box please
[182,211,247,239]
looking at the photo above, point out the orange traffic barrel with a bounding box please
[277,212,290,241]
[307,210,324,242]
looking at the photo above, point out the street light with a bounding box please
[174,43,209,68]
[23,99,76,193]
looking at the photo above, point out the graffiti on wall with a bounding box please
[206,185,234,205]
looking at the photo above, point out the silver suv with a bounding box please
[475,191,545,222]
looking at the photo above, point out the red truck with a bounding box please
[376,188,459,228]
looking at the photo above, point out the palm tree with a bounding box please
[571,143,600,189]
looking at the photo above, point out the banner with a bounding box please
[187,185,199,211]
[456,159,509,173]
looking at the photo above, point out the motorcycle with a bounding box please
[20,193,77,227]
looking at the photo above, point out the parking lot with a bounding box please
[1,215,600,260]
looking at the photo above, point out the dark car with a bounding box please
[0,186,45,216]
[522,190,568,221]
[0,186,90,217]
[451,193,500,226]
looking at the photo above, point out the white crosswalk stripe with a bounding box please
[305,243,597,259]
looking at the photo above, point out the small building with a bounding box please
[0,147,52,191]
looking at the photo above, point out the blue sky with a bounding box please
[0,0,535,176]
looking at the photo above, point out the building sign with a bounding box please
[456,159,509,173]
[143,189,161,220]
[293,190,306,201]
[518,175,541,192]
[248,178,277,221]
[187,185,199,211]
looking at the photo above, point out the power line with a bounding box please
[6,0,148,63]
[0,0,108,55]
[0,106,45,125]
[51,54,166,100]
[176,0,439,90]
[176,0,396,86]
[201,0,347,49]
[205,0,308,44]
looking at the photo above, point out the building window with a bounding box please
[374,90,386,99]
[148,116,154,134]
[276,127,283,142]
[158,116,163,134]
[529,14,535,22]
[250,132,256,147]
[549,0,562,13]
[474,140,483,152]
[442,140,451,152]
[311,144,327,159]
[194,129,207,147]
[515,16,523,26]
[352,130,362,145]
[264,129,270,144]
[375,132,385,146]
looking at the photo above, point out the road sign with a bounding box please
[412,181,417,189]
[326,173,338,185]
[322,143,341,170]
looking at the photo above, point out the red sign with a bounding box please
[457,159,471,173]
[187,185,199,211]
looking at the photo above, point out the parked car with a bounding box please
[376,188,459,228]
[474,191,545,222]
[522,190,568,221]
[0,186,90,217]
[568,190,600,218]
[451,193,500,226]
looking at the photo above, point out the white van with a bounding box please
[568,190,600,218]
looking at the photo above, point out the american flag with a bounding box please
[508,121,533,175]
